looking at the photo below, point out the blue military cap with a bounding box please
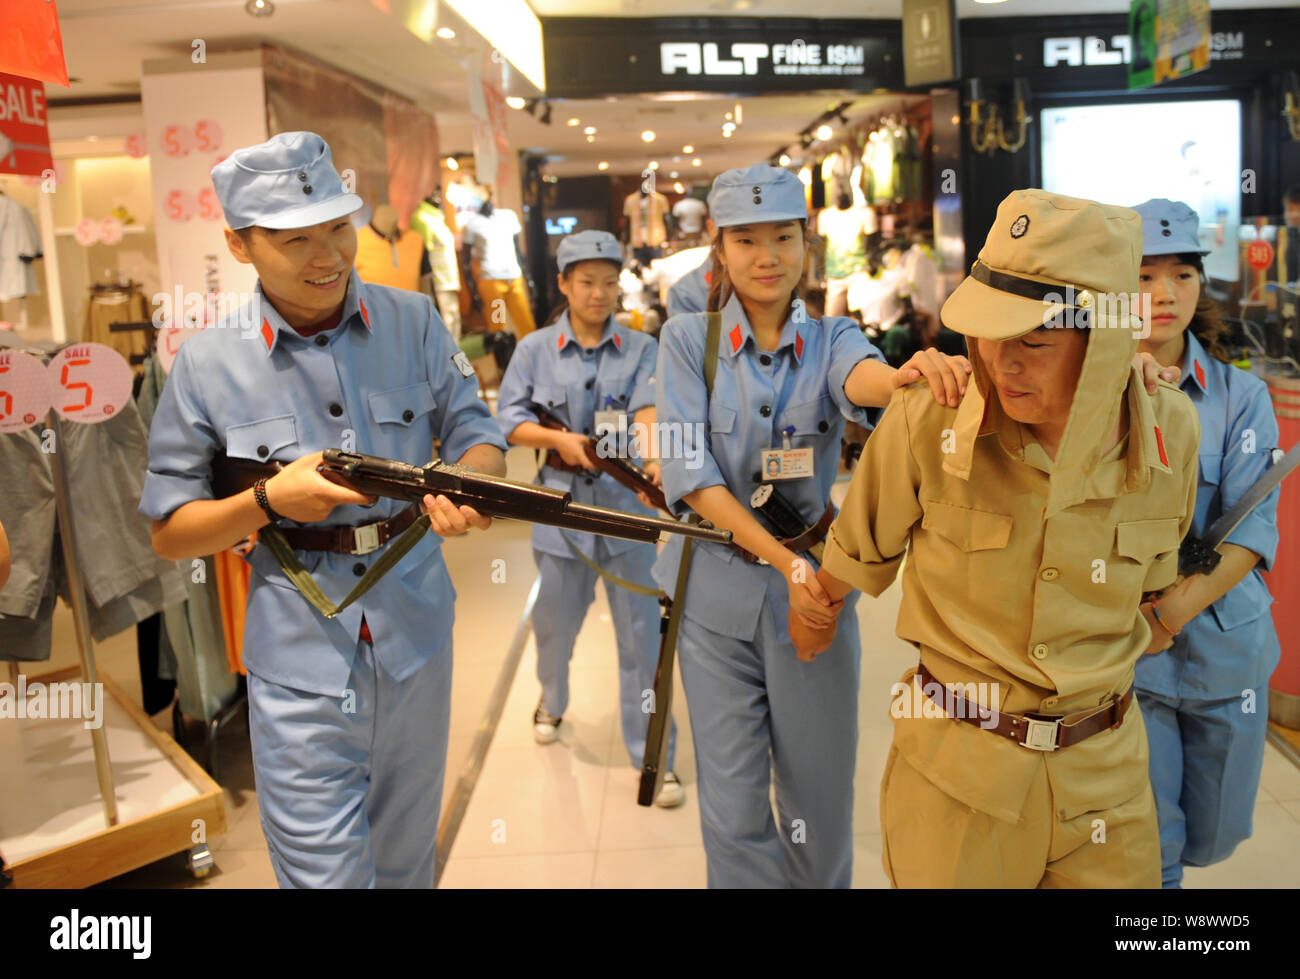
[707,164,807,228]
[1132,198,1210,257]
[556,229,622,274]
[211,131,363,231]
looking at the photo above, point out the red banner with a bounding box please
[0,0,70,88]
[0,73,54,176]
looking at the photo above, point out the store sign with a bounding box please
[0,72,53,177]
[1042,31,1242,68]
[1128,0,1211,90]
[902,0,959,87]
[660,41,868,79]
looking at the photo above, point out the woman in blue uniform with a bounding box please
[1131,199,1283,888]
[497,230,683,808]
[653,165,972,886]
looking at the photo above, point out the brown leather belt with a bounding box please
[276,504,420,555]
[544,452,603,478]
[916,661,1131,751]
[732,502,835,564]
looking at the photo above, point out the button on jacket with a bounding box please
[1134,330,1282,700]
[139,271,506,697]
[652,291,884,640]
[822,364,1200,824]
[496,312,658,560]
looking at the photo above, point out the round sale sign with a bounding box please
[47,343,134,424]
[1247,240,1274,271]
[0,349,54,434]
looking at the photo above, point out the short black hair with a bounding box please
[1285,185,1300,207]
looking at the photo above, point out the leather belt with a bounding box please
[276,504,420,555]
[732,502,835,565]
[916,661,1131,752]
[544,451,603,478]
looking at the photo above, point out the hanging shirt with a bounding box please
[139,271,506,697]
[817,206,876,280]
[354,224,429,292]
[652,292,884,640]
[624,191,669,249]
[672,197,708,236]
[1134,330,1282,701]
[410,201,461,293]
[461,208,523,280]
[495,313,658,560]
[666,260,711,319]
[0,195,43,302]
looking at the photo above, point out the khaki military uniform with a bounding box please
[823,190,1201,888]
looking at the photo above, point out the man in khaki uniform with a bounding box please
[799,190,1200,887]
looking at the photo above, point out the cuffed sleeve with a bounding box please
[655,315,726,509]
[138,339,221,521]
[826,316,885,429]
[1220,382,1281,571]
[424,299,507,462]
[495,332,542,439]
[626,335,658,414]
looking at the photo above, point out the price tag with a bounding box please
[1246,240,1274,271]
[0,350,53,434]
[47,343,133,424]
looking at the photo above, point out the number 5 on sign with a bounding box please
[47,343,133,424]
[0,351,54,434]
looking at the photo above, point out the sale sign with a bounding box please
[0,1,70,88]
[1246,239,1274,271]
[0,72,54,176]
[47,343,133,424]
[0,349,53,433]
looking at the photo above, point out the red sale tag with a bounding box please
[0,73,55,176]
[1246,240,1274,271]
[47,342,133,424]
[0,349,53,433]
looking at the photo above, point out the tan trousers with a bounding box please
[880,734,1161,889]
[476,277,536,338]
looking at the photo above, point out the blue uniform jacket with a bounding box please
[652,292,884,640]
[1134,331,1282,700]
[139,271,507,697]
[496,312,658,559]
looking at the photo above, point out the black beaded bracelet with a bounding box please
[253,477,285,524]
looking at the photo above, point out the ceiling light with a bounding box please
[586,134,595,142]
[669,171,678,178]
[722,130,732,138]
[641,130,656,143]
[583,126,597,135]
[722,121,736,132]
[778,154,791,166]
[446,157,459,170]
[648,161,659,170]
[598,162,610,171]
[245,0,273,15]
[815,124,833,141]
[682,144,694,154]
[692,158,702,167]
[506,96,526,110]
[674,182,684,193]
[567,118,580,127]
[435,27,455,39]
[734,103,743,125]
[724,112,733,121]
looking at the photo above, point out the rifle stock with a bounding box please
[535,408,670,513]
[209,449,731,547]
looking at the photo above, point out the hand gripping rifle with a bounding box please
[534,407,669,513]
[212,448,731,547]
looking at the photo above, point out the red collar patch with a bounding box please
[794,332,804,360]
[729,324,743,353]
[359,298,371,329]
[613,332,622,349]
[557,331,566,351]
[1154,425,1169,467]
[261,318,274,351]
[1194,359,1206,388]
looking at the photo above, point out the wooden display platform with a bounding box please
[1,667,227,888]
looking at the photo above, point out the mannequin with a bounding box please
[460,190,536,338]
[353,202,433,297]
[410,188,464,340]
[623,184,669,266]
[817,190,877,316]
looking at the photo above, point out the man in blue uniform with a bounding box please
[140,131,507,888]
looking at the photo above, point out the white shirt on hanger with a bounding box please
[0,195,43,302]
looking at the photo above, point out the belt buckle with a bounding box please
[1019,714,1060,751]
[352,522,381,555]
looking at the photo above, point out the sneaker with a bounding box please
[655,771,685,809]
[533,702,561,744]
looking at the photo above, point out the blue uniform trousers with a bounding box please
[1136,685,1270,888]
[532,539,676,770]
[247,638,452,888]
[677,580,861,888]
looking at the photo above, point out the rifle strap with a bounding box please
[559,531,661,597]
[259,513,432,620]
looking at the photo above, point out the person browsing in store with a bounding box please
[140,131,508,889]
[496,229,684,808]
[653,164,974,888]
[796,190,1195,888]
[1129,198,1282,889]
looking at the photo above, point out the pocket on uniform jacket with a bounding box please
[369,383,437,427]
[920,500,1013,552]
[783,394,837,437]
[226,414,298,462]
[709,402,736,434]
[1209,575,1273,632]
[1115,517,1182,591]
[532,384,567,415]
[1198,451,1223,487]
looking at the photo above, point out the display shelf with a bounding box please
[0,666,227,888]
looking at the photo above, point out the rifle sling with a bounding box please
[259,512,432,620]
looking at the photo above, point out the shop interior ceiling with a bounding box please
[531,0,1291,14]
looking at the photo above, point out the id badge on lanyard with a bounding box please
[594,396,624,441]
[762,426,814,481]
